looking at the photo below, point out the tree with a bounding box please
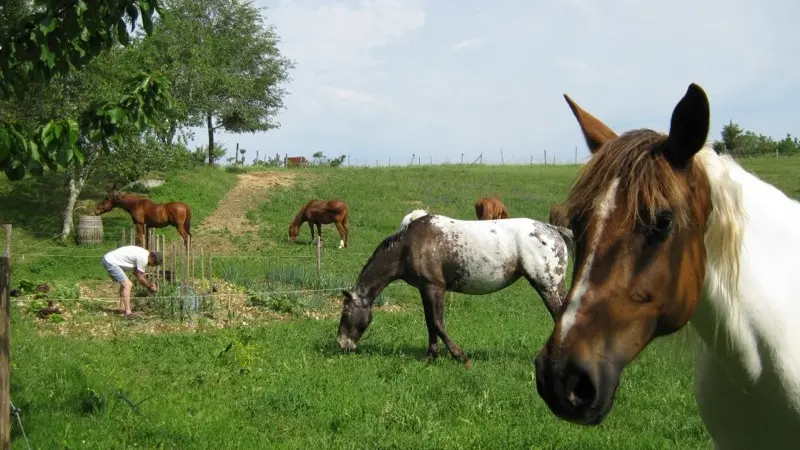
[0,0,172,180]
[713,120,800,157]
[137,0,294,165]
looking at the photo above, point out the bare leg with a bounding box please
[421,284,470,367]
[121,279,134,315]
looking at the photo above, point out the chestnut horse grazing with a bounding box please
[337,214,573,368]
[95,193,192,247]
[288,199,349,249]
[475,196,510,220]
[534,83,800,448]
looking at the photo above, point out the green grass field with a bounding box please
[4,156,799,449]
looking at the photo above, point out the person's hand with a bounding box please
[149,283,158,293]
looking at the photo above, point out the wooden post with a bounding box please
[316,236,322,280]
[544,150,547,166]
[121,228,126,247]
[130,227,134,246]
[170,243,176,286]
[200,248,205,290]
[0,224,12,450]
[500,148,504,165]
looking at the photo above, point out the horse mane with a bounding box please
[693,147,747,330]
[357,229,407,279]
[563,129,700,234]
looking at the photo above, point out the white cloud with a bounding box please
[203,0,800,166]
[451,37,486,51]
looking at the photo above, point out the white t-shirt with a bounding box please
[103,246,150,273]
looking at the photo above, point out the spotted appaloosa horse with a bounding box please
[534,83,800,448]
[475,196,510,220]
[337,213,573,368]
[95,192,192,248]
[288,199,350,249]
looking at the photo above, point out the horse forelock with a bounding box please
[562,129,697,235]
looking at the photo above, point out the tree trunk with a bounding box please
[207,114,215,166]
[60,152,98,242]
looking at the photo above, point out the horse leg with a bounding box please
[136,223,146,248]
[308,222,315,242]
[526,276,564,322]
[335,221,346,249]
[422,284,470,367]
[420,288,440,360]
[316,223,322,244]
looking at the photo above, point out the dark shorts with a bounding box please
[102,258,129,283]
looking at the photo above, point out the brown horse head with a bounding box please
[94,192,120,215]
[288,222,300,242]
[535,83,717,425]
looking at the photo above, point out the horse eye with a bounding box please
[649,211,673,238]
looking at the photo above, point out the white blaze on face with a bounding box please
[558,178,620,344]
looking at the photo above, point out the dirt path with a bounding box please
[191,171,296,253]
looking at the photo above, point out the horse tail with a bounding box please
[184,207,192,236]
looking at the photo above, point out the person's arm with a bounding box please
[133,269,157,292]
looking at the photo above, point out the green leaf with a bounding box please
[39,16,57,35]
[53,122,63,139]
[126,4,139,26]
[41,122,54,148]
[40,45,56,68]
[142,8,154,35]
[80,27,90,42]
[117,18,130,46]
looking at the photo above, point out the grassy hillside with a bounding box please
[5,155,799,449]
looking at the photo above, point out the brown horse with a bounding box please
[95,193,192,247]
[534,83,800,448]
[288,199,349,248]
[475,196,510,220]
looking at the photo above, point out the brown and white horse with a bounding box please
[534,83,800,448]
[338,213,573,368]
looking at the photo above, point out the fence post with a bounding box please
[0,224,12,450]
[316,236,322,280]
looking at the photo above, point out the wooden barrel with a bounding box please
[76,215,104,245]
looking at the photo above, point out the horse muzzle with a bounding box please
[534,351,621,426]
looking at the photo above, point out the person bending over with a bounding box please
[101,245,162,318]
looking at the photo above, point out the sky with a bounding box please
[193,0,800,166]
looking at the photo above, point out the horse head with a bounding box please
[535,83,713,426]
[94,191,119,215]
[337,290,373,350]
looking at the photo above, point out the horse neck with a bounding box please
[291,207,307,226]
[691,148,800,386]
[352,237,403,303]
[113,195,138,212]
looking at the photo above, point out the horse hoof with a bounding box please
[464,359,472,369]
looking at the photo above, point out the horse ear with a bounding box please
[563,93,618,154]
[664,83,710,167]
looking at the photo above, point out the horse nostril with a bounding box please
[563,360,598,410]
